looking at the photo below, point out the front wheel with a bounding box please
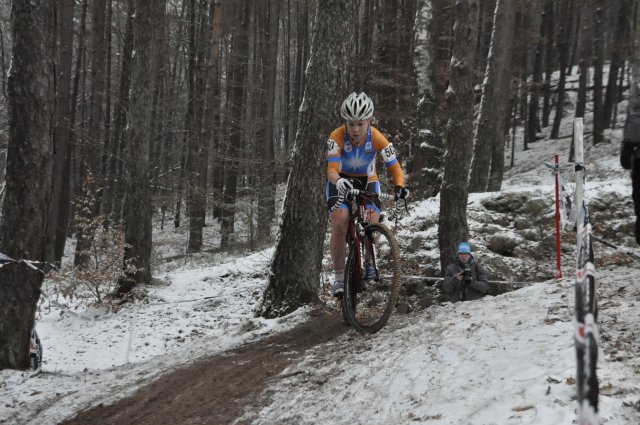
[343,223,400,333]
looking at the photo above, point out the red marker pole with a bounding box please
[554,153,562,279]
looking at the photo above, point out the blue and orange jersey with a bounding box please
[327,125,405,187]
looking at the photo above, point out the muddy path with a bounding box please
[62,308,345,425]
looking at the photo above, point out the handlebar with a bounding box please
[328,188,407,220]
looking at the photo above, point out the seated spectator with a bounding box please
[441,242,489,302]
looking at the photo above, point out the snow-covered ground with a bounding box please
[0,248,312,424]
[1,66,640,424]
[240,269,640,425]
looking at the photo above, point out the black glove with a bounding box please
[395,186,408,200]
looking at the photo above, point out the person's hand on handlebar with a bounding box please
[395,186,408,201]
[336,178,353,197]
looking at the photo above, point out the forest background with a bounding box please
[0,0,638,372]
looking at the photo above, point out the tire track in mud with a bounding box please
[61,308,345,425]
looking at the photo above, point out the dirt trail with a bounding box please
[62,308,345,425]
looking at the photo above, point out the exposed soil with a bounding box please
[61,308,345,425]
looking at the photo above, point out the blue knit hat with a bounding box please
[457,242,472,255]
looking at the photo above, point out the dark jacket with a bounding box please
[621,89,640,170]
[441,257,489,302]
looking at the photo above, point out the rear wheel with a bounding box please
[343,223,400,333]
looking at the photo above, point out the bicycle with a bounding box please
[330,188,403,333]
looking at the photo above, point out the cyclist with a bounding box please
[326,92,407,296]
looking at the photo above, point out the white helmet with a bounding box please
[340,92,374,121]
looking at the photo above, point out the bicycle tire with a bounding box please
[343,222,400,333]
[341,241,358,326]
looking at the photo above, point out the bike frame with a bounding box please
[345,192,379,288]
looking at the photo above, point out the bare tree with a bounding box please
[411,0,445,198]
[102,0,134,224]
[73,0,108,266]
[289,0,310,154]
[541,0,555,127]
[220,0,250,248]
[437,0,479,273]
[186,0,208,252]
[0,0,54,370]
[118,0,164,291]
[88,0,107,177]
[258,0,357,318]
[525,0,545,149]
[46,0,75,265]
[604,0,632,129]
[469,0,515,192]
[0,11,8,190]
[551,0,574,139]
[631,0,640,101]
[0,16,8,100]
[575,0,592,120]
[202,1,223,225]
[592,0,604,144]
[256,0,280,242]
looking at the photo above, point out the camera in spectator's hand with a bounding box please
[462,263,472,285]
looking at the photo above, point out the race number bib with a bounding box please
[381,143,397,162]
[327,139,340,155]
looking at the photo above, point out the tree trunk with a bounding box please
[289,0,309,158]
[469,0,515,193]
[88,0,107,178]
[575,0,592,120]
[437,0,479,274]
[256,0,280,243]
[170,1,189,229]
[73,0,108,266]
[604,0,631,129]
[411,0,445,198]
[567,0,582,74]
[373,0,417,161]
[551,0,573,139]
[101,0,113,182]
[258,0,357,318]
[541,0,554,127]
[46,0,75,265]
[0,0,54,371]
[118,0,162,292]
[185,0,203,252]
[281,0,292,156]
[632,0,640,98]
[220,0,250,248]
[65,0,88,240]
[0,20,7,99]
[591,0,604,144]
[484,0,517,192]
[201,0,223,230]
[100,0,133,224]
[525,0,545,147]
